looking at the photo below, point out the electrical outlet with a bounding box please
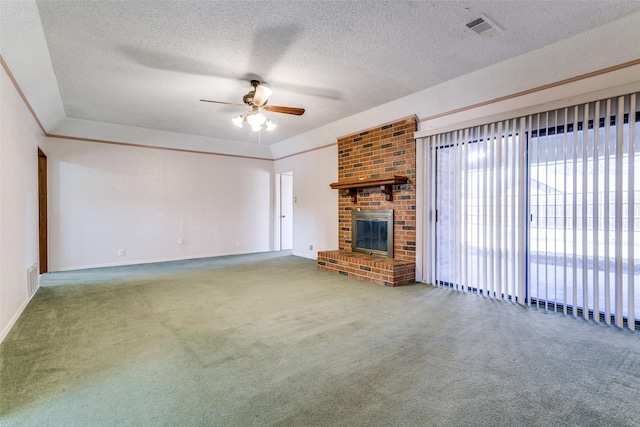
[309,244,313,251]
[236,241,241,247]
[118,249,125,256]
[178,239,184,245]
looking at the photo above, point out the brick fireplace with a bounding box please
[318,116,417,286]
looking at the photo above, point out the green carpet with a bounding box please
[1,252,639,426]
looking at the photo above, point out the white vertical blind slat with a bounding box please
[572,106,579,318]
[593,101,600,322]
[432,137,437,284]
[424,137,431,284]
[482,124,489,296]
[455,130,460,290]
[562,108,569,315]
[496,121,503,299]
[628,93,636,331]
[544,112,550,311]
[551,111,557,308]
[615,96,624,329]
[463,128,470,293]
[487,123,497,298]
[604,99,612,324]
[582,103,590,320]
[430,136,437,284]
[477,128,482,292]
[531,114,538,308]
[457,130,464,291]
[476,126,482,295]
[509,119,516,301]
[504,119,517,302]
[520,116,528,306]
[425,137,431,284]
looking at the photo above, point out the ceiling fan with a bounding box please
[200,80,305,132]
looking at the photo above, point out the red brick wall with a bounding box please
[336,117,417,262]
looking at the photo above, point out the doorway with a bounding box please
[38,148,48,273]
[279,172,293,251]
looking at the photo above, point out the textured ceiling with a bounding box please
[34,0,640,146]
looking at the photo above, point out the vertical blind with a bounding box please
[422,92,639,330]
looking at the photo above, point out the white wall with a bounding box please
[274,145,338,260]
[46,139,274,271]
[0,64,45,342]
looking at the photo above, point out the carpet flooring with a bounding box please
[1,252,639,426]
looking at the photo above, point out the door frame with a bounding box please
[38,148,47,273]
[278,172,294,251]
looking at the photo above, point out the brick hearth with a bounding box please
[317,250,415,287]
[318,116,417,286]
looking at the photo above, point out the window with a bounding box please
[423,93,639,330]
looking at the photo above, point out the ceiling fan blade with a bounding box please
[263,105,305,116]
[252,84,273,107]
[200,99,245,107]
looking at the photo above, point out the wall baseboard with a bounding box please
[0,287,37,345]
[49,250,276,272]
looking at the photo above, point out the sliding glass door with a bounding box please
[433,124,525,302]
[426,92,639,330]
[528,100,640,327]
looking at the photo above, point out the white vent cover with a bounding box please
[466,14,502,38]
[27,263,39,297]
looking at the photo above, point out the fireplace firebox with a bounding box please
[351,209,393,258]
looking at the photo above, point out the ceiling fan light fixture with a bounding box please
[232,115,244,127]
[204,79,303,134]
[252,81,273,106]
[202,79,304,133]
[247,112,267,127]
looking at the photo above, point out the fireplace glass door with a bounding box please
[356,219,387,251]
[351,210,393,257]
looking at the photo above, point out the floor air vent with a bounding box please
[466,14,502,38]
[27,263,39,297]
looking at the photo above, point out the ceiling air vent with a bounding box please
[466,14,502,38]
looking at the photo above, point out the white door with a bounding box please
[280,173,293,250]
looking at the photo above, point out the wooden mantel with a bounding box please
[330,175,409,203]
